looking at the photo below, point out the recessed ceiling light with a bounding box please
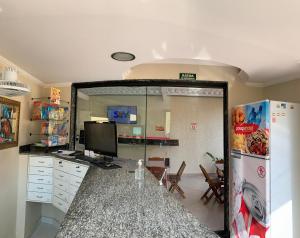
[111,52,135,61]
[0,7,3,13]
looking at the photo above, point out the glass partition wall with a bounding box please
[75,86,147,160]
[71,80,228,236]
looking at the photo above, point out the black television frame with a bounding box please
[84,121,118,159]
[69,79,229,238]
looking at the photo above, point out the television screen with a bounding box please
[84,121,117,157]
[107,106,137,124]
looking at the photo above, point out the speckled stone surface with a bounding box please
[56,159,219,238]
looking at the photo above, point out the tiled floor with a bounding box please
[30,221,60,238]
[173,174,224,231]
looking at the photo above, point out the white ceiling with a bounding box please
[0,0,300,84]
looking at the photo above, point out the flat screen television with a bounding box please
[107,106,137,124]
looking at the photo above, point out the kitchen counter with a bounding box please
[55,158,219,238]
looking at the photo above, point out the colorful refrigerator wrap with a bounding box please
[230,100,300,238]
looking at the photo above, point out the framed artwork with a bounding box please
[0,96,20,150]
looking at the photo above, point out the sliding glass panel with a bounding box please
[145,86,224,231]
[76,86,147,161]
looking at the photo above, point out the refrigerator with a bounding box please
[230,100,300,238]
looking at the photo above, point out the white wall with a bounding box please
[0,56,72,238]
[264,78,300,103]
[146,96,223,174]
[0,58,45,238]
[0,148,20,238]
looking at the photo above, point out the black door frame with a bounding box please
[70,80,229,237]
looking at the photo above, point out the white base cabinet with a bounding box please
[26,155,89,213]
[27,156,53,204]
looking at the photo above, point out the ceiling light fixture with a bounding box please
[0,67,31,97]
[111,52,135,61]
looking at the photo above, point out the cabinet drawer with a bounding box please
[54,178,68,192]
[28,175,53,185]
[54,169,69,182]
[69,174,83,188]
[53,196,68,213]
[27,183,53,194]
[69,184,79,196]
[69,163,88,178]
[54,158,71,173]
[27,192,52,203]
[53,187,69,202]
[29,166,53,176]
[29,156,53,167]
[69,193,75,204]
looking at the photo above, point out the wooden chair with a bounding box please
[146,166,165,180]
[216,167,224,181]
[146,157,166,186]
[148,157,165,162]
[147,157,165,168]
[168,161,186,198]
[199,164,224,204]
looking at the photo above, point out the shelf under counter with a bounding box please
[117,136,179,146]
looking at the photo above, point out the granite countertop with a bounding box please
[55,159,219,238]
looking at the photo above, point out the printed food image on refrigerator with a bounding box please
[230,100,300,238]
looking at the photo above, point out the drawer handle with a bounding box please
[76,166,80,168]
[38,170,44,173]
[59,161,63,164]
[59,175,64,178]
[59,184,63,187]
[76,170,81,173]
[37,195,43,198]
[37,178,44,181]
[76,181,80,184]
[59,193,63,196]
[38,161,45,163]
[37,187,44,190]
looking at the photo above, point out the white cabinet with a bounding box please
[69,163,88,178]
[69,174,84,188]
[27,156,54,203]
[54,169,69,182]
[29,156,54,167]
[53,196,68,213]
[26,155,89,213]
[54,158,70,173]
[53,178,68,192]
[53,158,88,213]
[28,166,53,176]
[28,175,53,185]
[27,183,53,193]
[27,192,52,203]
[54,187,69,203]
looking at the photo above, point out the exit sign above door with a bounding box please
[179,73,197,80]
